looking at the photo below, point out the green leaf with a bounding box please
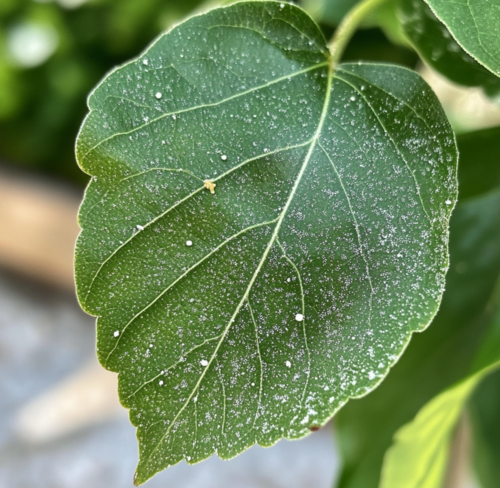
[456,126,500,200]
[302,0,358,26]
[470,368,500,488]
[334,128,500,488]
[381,386,467,488]
[399,0,500,98]
[380,361,500,488]
[74,1,457,484]
[380,297,500,488]
[303,0,410,47]
[422,0,500,77]
[468,273,500,488]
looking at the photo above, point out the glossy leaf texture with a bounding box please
[422,0,500,77]
[74,2,457,484]
[400,0,500,99]
[334,126,500,488]
[380,302,500,488]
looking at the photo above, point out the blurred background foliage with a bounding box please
[0,0,208,184]
[0,0,419,186]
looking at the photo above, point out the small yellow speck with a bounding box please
[204,180,216,194]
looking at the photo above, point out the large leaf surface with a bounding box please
[75,2,457,484]
[400,0,500,98]
[335,127,500,488]
[423,0,500,77]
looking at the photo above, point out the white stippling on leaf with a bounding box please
[74,2,458,484]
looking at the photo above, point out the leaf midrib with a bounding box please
[138,61,334,474]
[98,65,437,393]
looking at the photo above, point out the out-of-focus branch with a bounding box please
[0,168,80,289]
[444,413,472,488]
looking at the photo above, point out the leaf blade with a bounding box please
[74,2,458,484]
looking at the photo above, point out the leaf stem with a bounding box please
[328,0,390,68]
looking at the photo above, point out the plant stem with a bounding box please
[444,413,471,488]
[328,0,390,68]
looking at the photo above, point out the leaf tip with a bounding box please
[133,472,141,486]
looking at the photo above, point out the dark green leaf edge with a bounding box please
[422,0,500,79]
[399,0,500,99]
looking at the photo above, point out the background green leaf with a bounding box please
[455,126,500,200]
[380,377,476,488]
[302,0,410,47]
[470,368,500,488]
[75,1,457,484]
[422,0,500,77]
[400,0,500,99]
[335,126,500,488]
[0,0,207,184]
[380,301,500,488]
[468,267,500,488]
